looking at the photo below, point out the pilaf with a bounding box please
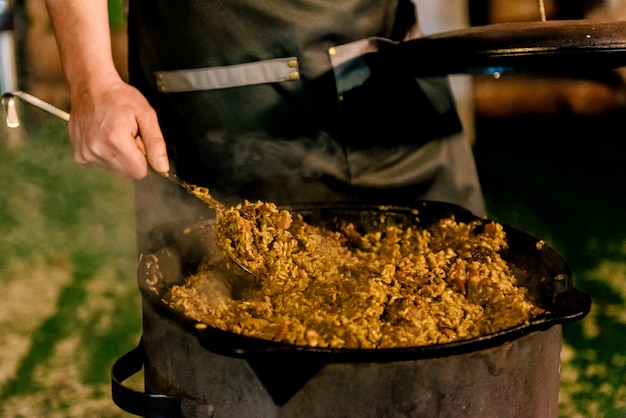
[166,200,545,349]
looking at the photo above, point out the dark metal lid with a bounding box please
[379,20,626,76]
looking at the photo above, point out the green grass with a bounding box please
[0,111,141,416]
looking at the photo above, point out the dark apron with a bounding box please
[127,0,485,250]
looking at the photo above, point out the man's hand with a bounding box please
[45,0,169,179]
[68,80,169,179]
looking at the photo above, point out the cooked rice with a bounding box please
[166,201,544,349]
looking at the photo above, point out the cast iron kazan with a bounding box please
[112,201,590,417]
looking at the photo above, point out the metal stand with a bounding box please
[0,0,23,146]
[0,0,17,93]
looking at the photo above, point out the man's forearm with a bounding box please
[45,0,122,96]
[44,0,170,178]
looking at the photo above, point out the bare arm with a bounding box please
[45,0,169,178]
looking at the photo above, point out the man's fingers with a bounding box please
[134,134,147,156]
[71,131,150,179]
[64,83,168,179]
[138,117,169,174]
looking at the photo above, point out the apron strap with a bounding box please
[155,57,301,93]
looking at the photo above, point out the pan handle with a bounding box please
[111,338,215,418]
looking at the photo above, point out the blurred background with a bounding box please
[1,0,625,416]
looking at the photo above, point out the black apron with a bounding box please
[127,0,485,248]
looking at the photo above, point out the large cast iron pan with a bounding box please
[137,200,591,363]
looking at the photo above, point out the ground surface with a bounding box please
[474,110,626,418]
